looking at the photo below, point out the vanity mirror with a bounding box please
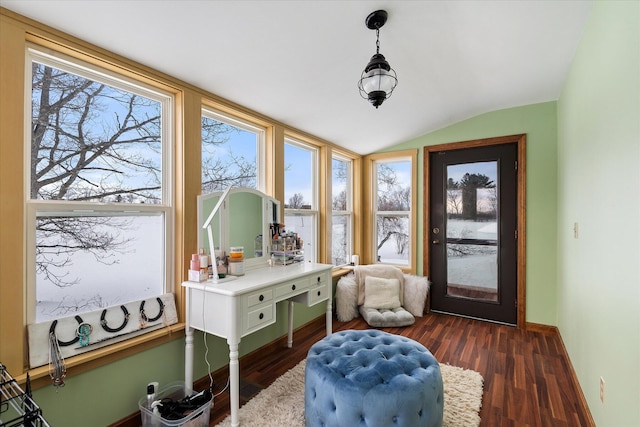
[197,187,280,271]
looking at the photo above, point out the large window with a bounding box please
[331,155,353,266]
[26,48,173,323]
[284,138,318,263]
[371,154,415,267]
[201,108,264,193]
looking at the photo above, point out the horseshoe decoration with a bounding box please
[140,297,165,323]
[100,305,130,333]
[49,315,84,347]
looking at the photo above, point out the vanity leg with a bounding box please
[184,325,194,390]
[287,300,294,348]
[184,278,195,391]
[325,297,332,336]
[229,340,240,427]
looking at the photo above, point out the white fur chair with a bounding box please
[335,265,430,327]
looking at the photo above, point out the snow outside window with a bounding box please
[27,48,173,323]
[374,159,412,266]
[284,139,318,263]
[331,155,353,266]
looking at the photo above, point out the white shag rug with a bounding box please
[215,359,483,427]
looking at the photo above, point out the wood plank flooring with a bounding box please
[204,312,593,427]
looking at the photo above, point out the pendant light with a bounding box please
[357,10,398,109]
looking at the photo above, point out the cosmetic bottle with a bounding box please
[188,253,207,282]
[199,248,208,275]
[189,253,200,271]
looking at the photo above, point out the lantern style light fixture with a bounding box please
[357,10,398,109]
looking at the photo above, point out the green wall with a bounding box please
[557,1,640,425]
[388,101,559,325]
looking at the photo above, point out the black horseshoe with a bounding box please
[140,298,164,322]
[100,305,130,333]
[49,315,84,347]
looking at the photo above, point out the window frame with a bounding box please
[364,150,418,272]
[283,136,319,263]
[24,46,176,343]
[331,153,354,267]
[201,107,266,193]
[1,14,369,386]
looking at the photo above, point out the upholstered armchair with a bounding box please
[335,265,430,327]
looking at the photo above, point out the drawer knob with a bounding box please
[317,277,321,282]
[259,294,264,302]
[291,284,296,291]
[259,313,264,320]
[317,290,321,296]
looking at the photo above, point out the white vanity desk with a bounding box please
[183,262,333,427]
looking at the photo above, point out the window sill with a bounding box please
[17,323,185,390]
[332,267,354,278]
[331,265,416,277]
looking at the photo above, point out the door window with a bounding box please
[446,162,498,302]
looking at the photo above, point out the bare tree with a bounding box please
[288,193,305,209]
[32,64,162,202]
[33,63,257,294]
[201,117,257,192]
[332,160,347,210]
[333,190,347,211]
[32,63,162,289]
[375,164,410,256]
[486,187,498,214]
[376,216,408,253]
[447,178,462,215]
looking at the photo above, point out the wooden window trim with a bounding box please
[0,23,191,387]
[363,149,418,273]
[0,9,367,388]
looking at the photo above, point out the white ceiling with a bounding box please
[1,1,592,154]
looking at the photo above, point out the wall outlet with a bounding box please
[600,376,605,403]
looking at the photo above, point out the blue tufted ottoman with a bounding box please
[305,329,444,427]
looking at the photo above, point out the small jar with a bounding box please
[228,246,245,276]
[229,246,244,259]
[228,256,245,276]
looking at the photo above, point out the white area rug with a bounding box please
[215,359,483,427]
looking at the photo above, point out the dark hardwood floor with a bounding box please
[203,312,593,427]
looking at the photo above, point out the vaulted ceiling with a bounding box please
[1,1,593,154]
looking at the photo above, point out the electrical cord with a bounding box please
[200,277,230,398]
[214,376,230,398]
[201,287,214,391]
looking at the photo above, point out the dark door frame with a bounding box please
[423,134,527,328]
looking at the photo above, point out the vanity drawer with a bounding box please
[275,277,310,299]
[246,304,275,332]
[309,273,326,287]
[307,283,328,305]
[247,289,273,308]
[291,281,329,307]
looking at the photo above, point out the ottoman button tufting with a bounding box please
[305,329,444,427]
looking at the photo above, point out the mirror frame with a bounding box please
[197,187,280,271]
